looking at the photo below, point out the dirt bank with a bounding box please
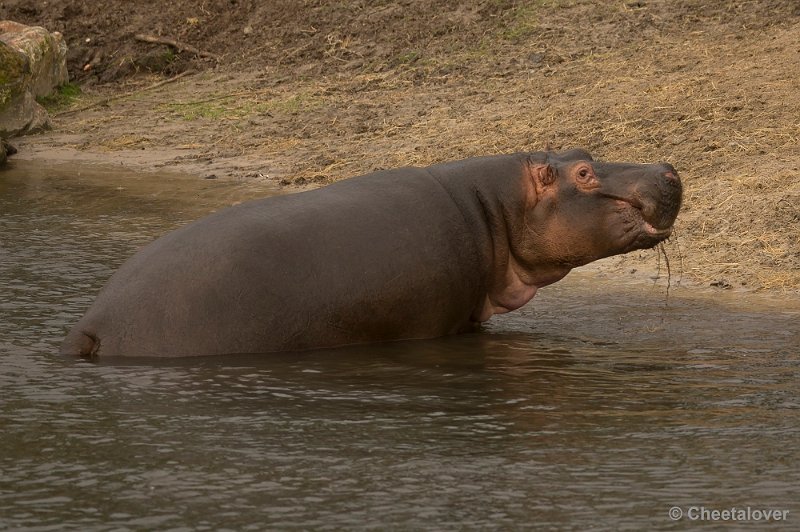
[2,0,799,292]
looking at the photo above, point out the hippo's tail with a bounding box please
[59,327,100,359]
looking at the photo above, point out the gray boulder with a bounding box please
[1,138,17,165]
[0,20,69,139]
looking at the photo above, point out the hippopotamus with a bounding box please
[60,149,682,358]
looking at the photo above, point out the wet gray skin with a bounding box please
[58,150,682,357]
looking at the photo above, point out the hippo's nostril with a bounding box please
[658,163,678,179]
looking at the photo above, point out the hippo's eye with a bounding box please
[575,166,596,186]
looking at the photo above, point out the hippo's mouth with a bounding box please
[607,195,674,246]
[632,205,673,239]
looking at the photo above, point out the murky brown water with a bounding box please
[2,161,799,530]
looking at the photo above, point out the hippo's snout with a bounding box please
[640,164,683,231]
[596,161,683,234]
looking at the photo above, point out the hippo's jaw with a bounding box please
[595,164,682,252]
[621,198,674,251]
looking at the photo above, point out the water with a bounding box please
[1,161,799,530]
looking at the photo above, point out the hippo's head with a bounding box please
[523,149,683,269]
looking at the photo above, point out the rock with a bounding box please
[0,20,69,138]
[1,138,16,166]
[0,75,51,137]
[0,21,68,97]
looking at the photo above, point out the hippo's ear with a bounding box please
[535,164,557,186]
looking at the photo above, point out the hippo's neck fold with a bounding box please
[428,152,571,322]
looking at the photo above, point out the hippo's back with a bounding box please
[60,166,486,357]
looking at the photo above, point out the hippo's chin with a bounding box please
[624,206,674,251]
[632,224,673,250]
